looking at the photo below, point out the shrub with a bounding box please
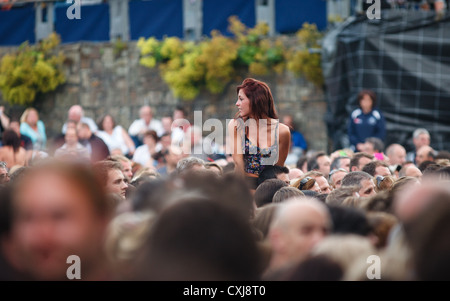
[137,17,323,100]
[0,33,66,106]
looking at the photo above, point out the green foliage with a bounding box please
[228,16,286,76]
[197,31,238,94]
[137,18,324,100]
[286,23,324,87]
[0,33,66,106]
[113,37,128,58]
[138,31,239,100]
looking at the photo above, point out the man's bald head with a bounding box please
[267,197,331,270]
[68,105,83,122]
[288,168,304,181]
[394,182,446,223]
[404,165,423,179]
[416,145,435,167]
[385,144,406,166]
[272,197,329,224]
[139,105,153,124]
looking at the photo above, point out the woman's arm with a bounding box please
[227,119,245,175]
[0,107,10,129]
[122,127,136,155]
[276,123,291,167]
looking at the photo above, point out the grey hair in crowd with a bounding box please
[341,171,373,189]
[413,128,430,139]
[176,156,206,173]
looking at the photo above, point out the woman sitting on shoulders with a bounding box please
[228,78,291,191]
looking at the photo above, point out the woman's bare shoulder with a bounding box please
[228,119,238,126]
[228,118,245,131]
[0,146,11,155]
[19,147,27,155]
[278,122,290,131]
[278,122,291,139]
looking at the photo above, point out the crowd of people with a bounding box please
[0,78,450,281]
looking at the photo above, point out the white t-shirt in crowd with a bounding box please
[97,125,130,155]
[128,118,165,138]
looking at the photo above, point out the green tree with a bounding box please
[0,33,66,106]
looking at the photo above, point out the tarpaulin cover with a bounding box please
[129,0,183,40]
[275,0,327,32]
[202,0,255,36]
[323,10,450,153]
[0,0,327,45]
[55,3,110,43]
[0,6,35,46]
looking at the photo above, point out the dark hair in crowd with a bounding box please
[257,165,290,186]
[254,178,288,208]
[283,255,343,281]
[349,152,373,171]
[174,105,187,117]
[326,205,372,237]
[341,171,373,189]
[143,130,159,142]
[132,198,263,280]
[435,151,450,161]
[96,114,116,131]
[422,163,441,177]
[272,186,305,203]
[365,137,384,153]
[358,89,377,109]
[307,151,327,171]
[296,156,308,170]
[330,156,350,171]
[2,129,21,153]
[361,161,390,177]
[418,160,435,172]
[93,160,124,187]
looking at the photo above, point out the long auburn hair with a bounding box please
[236,78,278,121]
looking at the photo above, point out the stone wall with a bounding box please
[0,42,329,153]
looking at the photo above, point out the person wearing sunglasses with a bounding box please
[291,176,321,194]
[362,160,392,178]
[374,175,395,193]
[341,171,376,197]
[329,168,348,189]
[303,171,333,194]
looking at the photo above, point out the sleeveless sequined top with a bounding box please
[243,121,279,176]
